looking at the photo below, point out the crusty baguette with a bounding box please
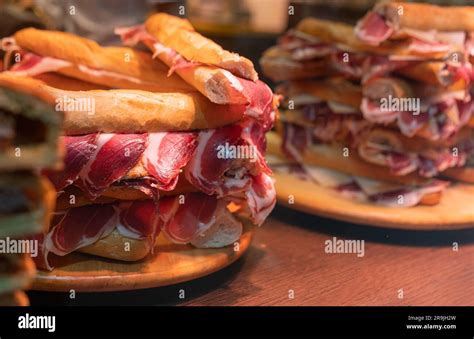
[268,132,443,206]
[145,13,258,81]
[34,73,109,91]
[362,77,412,100]
[139,37,249,105]
[13,28,193,92]
[396,61,466,87]
[260,46,329,82]
[78,229,152,261]
[287,78,362,108]
[296,17,451,58]
[376,2,474,31]
[360,127,474,154]
[0,75,244,135]
[267,131,429,186]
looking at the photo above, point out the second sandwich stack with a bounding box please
[261,1,474,209]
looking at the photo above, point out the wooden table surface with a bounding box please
[28,206,474,306]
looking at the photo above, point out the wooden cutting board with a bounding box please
[32,225,254,292]
[273,171,474,230]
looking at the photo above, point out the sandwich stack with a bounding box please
[261,2,474,222]
[0,75,62,304]
[1,13,277,273]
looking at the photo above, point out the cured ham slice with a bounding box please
[159,192,250,247]
[274,163,448,207]
[8,52,72,76]
[357,132,472,177]
[117,200,160,240]
[47,132,199,199]
[184,121,270,197]
[281,123,311,161]
[35,201,160,270]
[39,205,118,270]
[237,78,276,130]
[159,193,218,244]
[44,134,98,191]
[143,132,197,191]
[77,133,148,199]
[243,173,276,226]
[354,11,394,46]
[185,124,246,196]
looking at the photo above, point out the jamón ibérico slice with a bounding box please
[281,123,311,162]
[244,173,276,226]
[238,78,275,130]
[355,11,394,45]
[185,124,245,196]
[47,205,118,255]
[185,121,269,197]
[397,111,429,137]
[239,118,271,174]
[35,201,163,270]
[160,193,218,244]
[143,132,197,191]
[117,200,160,240]
[8,52,72,76]
[77,133,148,199]
[44,134,98,191]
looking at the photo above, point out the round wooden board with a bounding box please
[273,171,474,230]
[32,225,254,292]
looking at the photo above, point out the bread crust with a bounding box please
[296,17,451,58]
[13,28,193,92]
[260,46,329,82]
[139,39,248,105]
[379,2,474,31]
[78,229,152,261]
[0,75,244,134]
[34,73,109,91]
[363,77,412,100]
[288,78,362,108]
[396,61,466,87]
[360,127,474,154]
[268,131,430,186]
[145,13,258,81]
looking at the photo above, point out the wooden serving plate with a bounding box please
[273,171,474,230]
[32,225,254,292]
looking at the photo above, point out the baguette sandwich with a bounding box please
[1,28,193,92]
[356,2,474,45]
[115,13,274,114]
[262,17,471,87]
[0,32,278,270]
[0,78,62,305]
